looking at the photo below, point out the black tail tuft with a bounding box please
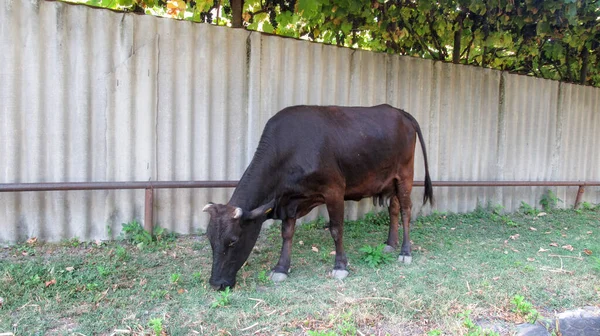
[407,112,434,206]
[423,169,434,206]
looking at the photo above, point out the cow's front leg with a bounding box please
[327,199,348,280]
[270,217,296,282]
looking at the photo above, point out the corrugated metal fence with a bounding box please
[1,0,599,243]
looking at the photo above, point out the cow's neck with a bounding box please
[228,152,279,212]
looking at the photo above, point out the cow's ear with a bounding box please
[245,200,275,220]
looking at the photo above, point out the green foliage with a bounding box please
[192,271,203,283]
[334,311,357,336]
[170,273,181,284]
[257,269,269,284]
[115,245,130,261]
[148,317,164,336]
[17,244,36,256]
[151,289,169,299]
[362,211,390,227]
[519,202,539,216]
[580,202,596,211]
[427,330,443,336]
[97,266,111,277]
[24,274,42,287]
[211,286,232,308]
[120,220,176,249]
[63,237,82,247]
[540,190,562,212]
[62,0,600,87]
[307,331,336,336]
[86,282,100,291]
[459,310,500,336]
[359,244,395,268]
[121,220,153,245]
[511,295,540,324]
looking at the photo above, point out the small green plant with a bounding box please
[320,251,331,263]
[519,202,539,216]
[170,273,181,284]
[17,244,36,256]
[307,331,336,336]
[427,330,443,336]
[68,237,81,247]
[540,190,562,211]
[580,202,595,210]
[86,283,100,291]
[192,271,203,283]
[97,266,111,277]
[257,270,269,284]
[500,215,519,227]
[335,311,357,335]
[148,318,163,336]
[153,226,177,244]
[491,204,505,215]
[511,295,540,324]
[115,245,130,261]
[150,289,168,299]
[363,211,390,227]
[211,286,232,308]
[459,310,500,336]
[121,220,153,246]
[120,220,176,249]
[359,244,395,267]
[24,274,42,287]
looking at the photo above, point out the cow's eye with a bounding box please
[228,238,238,247]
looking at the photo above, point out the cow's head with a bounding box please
[202,201,274,290]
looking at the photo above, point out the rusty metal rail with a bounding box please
[0,180,598,234]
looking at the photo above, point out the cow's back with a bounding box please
[263,104,417,201]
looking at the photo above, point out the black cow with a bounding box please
[203,104,433,290]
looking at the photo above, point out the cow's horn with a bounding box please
[202,203,214,212]
[233,208,243,219]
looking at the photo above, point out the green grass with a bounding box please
[1,207,599,335]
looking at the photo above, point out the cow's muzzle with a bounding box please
[209,279,236,291]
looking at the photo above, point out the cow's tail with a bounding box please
[405,112,434,206]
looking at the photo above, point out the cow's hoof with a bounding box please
[383,245,396,253]
[398,255,412,264]
[331,269,349,280]
[269,272,288,283]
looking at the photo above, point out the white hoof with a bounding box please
[398,255,412,264]
[383,245,396,253]
[331,269,349,280]
[269,272,288,283]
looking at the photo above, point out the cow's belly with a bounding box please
[343,176,396,201]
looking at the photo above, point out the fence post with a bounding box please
[144,188,154,234]
[574,185,585,209]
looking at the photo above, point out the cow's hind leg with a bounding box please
[397,179,413,264]
[270,217,296,282]
[384,196,400,253]
[327,198,349,280]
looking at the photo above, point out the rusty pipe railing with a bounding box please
[0,180,598,234]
